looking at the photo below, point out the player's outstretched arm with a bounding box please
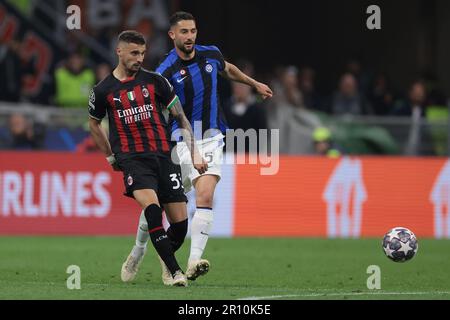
[220,61,273,100]
[88,117,120,171]
[169,99,208,174]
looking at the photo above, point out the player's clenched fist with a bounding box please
[193,153,208,175]
[106,154,121,171]
[254,81,273,100]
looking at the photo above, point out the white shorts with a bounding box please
[175,133,225,193]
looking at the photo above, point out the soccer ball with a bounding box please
[382,227,418,262]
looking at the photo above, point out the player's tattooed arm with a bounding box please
[169,99,208,174]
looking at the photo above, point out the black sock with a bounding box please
[144,204,181,276]
[166,219,188,252]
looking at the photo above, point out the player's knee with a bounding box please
[196,189,214,207]
[143,204,163,229]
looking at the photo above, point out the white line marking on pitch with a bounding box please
[238,291,450,300]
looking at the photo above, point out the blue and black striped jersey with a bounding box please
[156,45,229,140]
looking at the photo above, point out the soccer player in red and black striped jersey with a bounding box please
[88,30,208,287]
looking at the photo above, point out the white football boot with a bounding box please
[186,259,210,281]
[158,255,174,286]
[158,256,188,287]
[120,246,146,282]
[172,270,188,287]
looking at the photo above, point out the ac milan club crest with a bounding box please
[142,87,149,98]
[127,175,133,186]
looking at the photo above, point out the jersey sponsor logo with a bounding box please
[118,105,154,125]
[205,64,213,73]
[116,104,154,120]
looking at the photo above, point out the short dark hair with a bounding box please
[169,11,195,27]
[118,30,146,45]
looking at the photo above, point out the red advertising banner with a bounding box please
[0,152,141,235]
[234,157,449,238]
[1,153,449,238]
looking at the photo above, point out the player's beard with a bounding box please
[177,41,194,55]
[126,62,141,76]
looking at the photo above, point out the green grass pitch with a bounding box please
[0,237,449,300]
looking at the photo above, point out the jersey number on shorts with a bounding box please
[204,152,213,163]
[169,173,182,190]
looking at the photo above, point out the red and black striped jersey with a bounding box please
[88,68,179,155]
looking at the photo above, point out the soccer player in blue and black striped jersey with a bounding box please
[124,12,273,284]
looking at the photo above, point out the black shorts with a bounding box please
[116,152,187,204]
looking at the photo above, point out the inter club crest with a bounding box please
[205,64,213,73]
[180,69,186,76]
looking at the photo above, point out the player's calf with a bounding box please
[144,204,184,278]
[166,218,188,251]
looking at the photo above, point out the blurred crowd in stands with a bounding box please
[0,0,448,156]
